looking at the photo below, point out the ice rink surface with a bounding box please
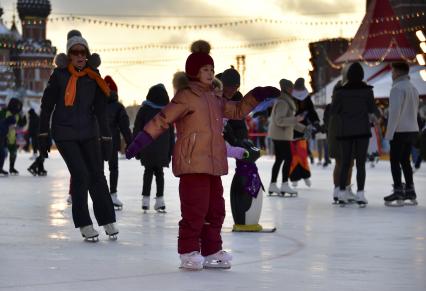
[0,152,425,291]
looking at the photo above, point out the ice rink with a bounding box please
[1,152,425,291]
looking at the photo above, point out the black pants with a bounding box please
[339,138,369,191]
[390,133,416,188]
[271,140,292,183]
[142,166,164,197]
[108,150,119,194]
[56,138,116,228]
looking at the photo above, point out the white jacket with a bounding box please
[385,75,419,140]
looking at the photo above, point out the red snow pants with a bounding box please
[178,174,225,256]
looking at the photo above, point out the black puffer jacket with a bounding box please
[133,84,174,167]
[107,92,132,151]
[223,91,248,146]
[331,82,379,140]
[293,95,319,140]
[40,67,110,141]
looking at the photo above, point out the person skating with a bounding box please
[267,79,306,197]
[0,98,26,175]
[27,108,49,176]
[104,75,132,210]
[0,113,16,176]
[133,83,174,212]
[383,62,420,206]
[126,40,280,270]
[39,30,118,241]
[331,62,380,207]
[289,78,319,187]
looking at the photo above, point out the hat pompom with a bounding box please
[190,40,211,54]
[88,53,101,69]
[67,30,82,40]
[54,53,68,68]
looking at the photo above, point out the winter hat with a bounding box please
[221,68,240,87]
[292,78,309,101]
[279,78,293,94]
[66,30,90,54]
[346,62,364,83]
[146,84,170,106]
[104,75,118,93]
[185,40,214,78]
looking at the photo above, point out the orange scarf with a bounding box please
[65,64,111,106]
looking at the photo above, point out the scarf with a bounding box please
[143,100,166,109]
[65,64,111,106]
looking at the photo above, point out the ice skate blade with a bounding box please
[114,205,123,211]
[83,236,99,242]
[107,234,118,241]
[179,266,203,271]
[203,263,231,270]
[357,203,367,208]
[384,201,404,207]
[404,200,418,206]
[280,192,298,197]
[155,209,167,213]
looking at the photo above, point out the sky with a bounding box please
[0,0,366,105]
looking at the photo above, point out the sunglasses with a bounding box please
[69,49,87,57]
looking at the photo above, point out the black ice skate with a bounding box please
[0,169,9,176]
[402,186,418,206]
[27,165,38,176]
[37,167,47,176]
[9,168,19,176]
[384,185,404,207]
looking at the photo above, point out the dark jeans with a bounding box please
[108,150,118,194]
[271,140,292,183]
[390,133,416,188]
[317,139,330,162]
[339,138,369,191]
[142,166,164,197]
[56,138,116,228]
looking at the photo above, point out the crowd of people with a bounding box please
[1,29,425,271]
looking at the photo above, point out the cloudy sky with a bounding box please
[1,0,366,105]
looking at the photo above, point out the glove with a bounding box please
[250,86,281,102]
[126,130,154,159]
[100,137,113,162]
[303,125,314,140]
[38,133,50,158]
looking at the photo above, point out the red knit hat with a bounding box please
[104,75,118,93]
[185,40,214,78]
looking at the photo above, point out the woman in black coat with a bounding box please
[331,62,379,207]
[39,30,118,241]
[133,84,174,212]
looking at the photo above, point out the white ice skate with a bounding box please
[203,250,232,269]
[268,183,281,196]
[80,225,99,242]
[142,196,150,212]
[111,193,123,210]
[332,187,339,204]
[280,182,298,197]
[291,181,298,187]
[304,178,312,187]
[355,191,368,208]
[346,185,357,203]
[337,190,349,206]
[66,195,72,205]
[103,223,119,240]
[179,251,204,271]
[154,197,166,213]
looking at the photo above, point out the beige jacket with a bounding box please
[268,92,305,141]
[144,81,258,177]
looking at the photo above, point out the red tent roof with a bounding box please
[335,0,416,63]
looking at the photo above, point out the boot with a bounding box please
[203,250,232,269]
[154,196,166,212]
[142,196,150,211]
[280,182,298,196]
[268,183,280,195]
[179,251,204,270]
[103,223,119,240]
[355,190,368,207]
[384,185,404,207]
[80,225,99,242]
[111,193,123,210]
[403,185,418,206]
